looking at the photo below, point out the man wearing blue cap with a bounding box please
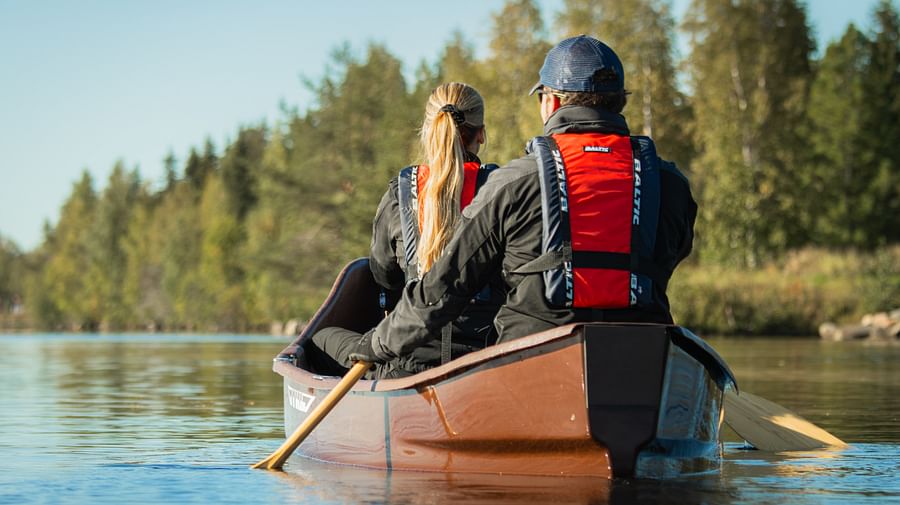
[347,35,697,365]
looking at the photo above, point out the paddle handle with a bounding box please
[252,360,371,470]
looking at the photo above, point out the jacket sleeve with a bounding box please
[658,160,697,271]
[369,162,537,361]
[369,178,405,291]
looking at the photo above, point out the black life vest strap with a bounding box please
[476,163,498,187]
[529,135,574,308]
[511,246,570,274]
[512,249,668,287]
[397,165,420,281]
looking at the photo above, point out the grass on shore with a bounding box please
[670,246,900,336]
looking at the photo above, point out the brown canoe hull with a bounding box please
[271,260,735,479]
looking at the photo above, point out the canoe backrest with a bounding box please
[298,258,385,342]
[273,258,385,369]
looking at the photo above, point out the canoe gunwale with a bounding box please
[274,322,585,392]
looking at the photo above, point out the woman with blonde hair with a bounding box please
[308,82,504,379]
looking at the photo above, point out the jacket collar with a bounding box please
[543,105,630,136]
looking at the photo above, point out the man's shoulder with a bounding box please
[462,154,540,218]
[483,154,539,187]
[632,135,690,187]
[656,158,689,184]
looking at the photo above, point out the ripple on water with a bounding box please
[0,334,898,505]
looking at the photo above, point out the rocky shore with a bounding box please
[819,309,900,341]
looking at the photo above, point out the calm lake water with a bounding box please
[0,333,897,504]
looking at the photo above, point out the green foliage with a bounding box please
[121,186,169,328]
[670,247,900,335]
[88,163,142,328]
[859,0,900,243]
[0,235,24,317]
[243,44,419,327]
[164,151,178,192]
[37,172,100,329]
[805,2,900,248]
[479,0,550,162]
[805,25,871,246]
[184,140,218,194]
[221,127,265,220]
[197,175,248,330]
[684,0,816,266]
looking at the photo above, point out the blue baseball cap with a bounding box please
[529,35,625,95]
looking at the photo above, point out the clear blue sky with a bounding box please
[0,0,891,251]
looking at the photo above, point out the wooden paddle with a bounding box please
[724,389,847,452]
[252,360,371,470]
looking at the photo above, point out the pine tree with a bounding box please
[163,151,178,192]
[684,0,815,266]
[184,148,205,192]
[121,184,169,329]
[244,44,419,323]
[0,236,22,315]
[220,126,266,220]
[806,25,870,246]
[41,171,100,328]
[480,0,551,163]
[196,174,246,330]
[860,0,900,243]
[201,138,218,177]
[243,129,296,326]
[437,31,482,87]
[87,162,141,329]
[307,44,417,255]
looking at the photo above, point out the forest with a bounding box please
[1,0,898,335]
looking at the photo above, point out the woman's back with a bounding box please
[369,156,505,373]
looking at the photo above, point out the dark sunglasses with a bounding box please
[535,86,565,104]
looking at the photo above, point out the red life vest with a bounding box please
[397,161,496,281]
[413,161,481,232]
[515,133,663,309]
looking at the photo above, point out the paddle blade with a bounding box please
[252,360,371,471]
[724,390,847,452]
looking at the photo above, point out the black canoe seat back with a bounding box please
[288,258,384,369]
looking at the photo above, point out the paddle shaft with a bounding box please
[252,360,371,470]
[724,389,847,452]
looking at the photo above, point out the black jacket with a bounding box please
[370,106,696,362]
[368,155,505,373]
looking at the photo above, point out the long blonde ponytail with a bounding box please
[417,83,485,274]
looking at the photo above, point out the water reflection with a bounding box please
[709,338,900,444]
[270,459,750,505]
[0,334,898,505]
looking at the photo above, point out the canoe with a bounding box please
[270,258,736,479]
